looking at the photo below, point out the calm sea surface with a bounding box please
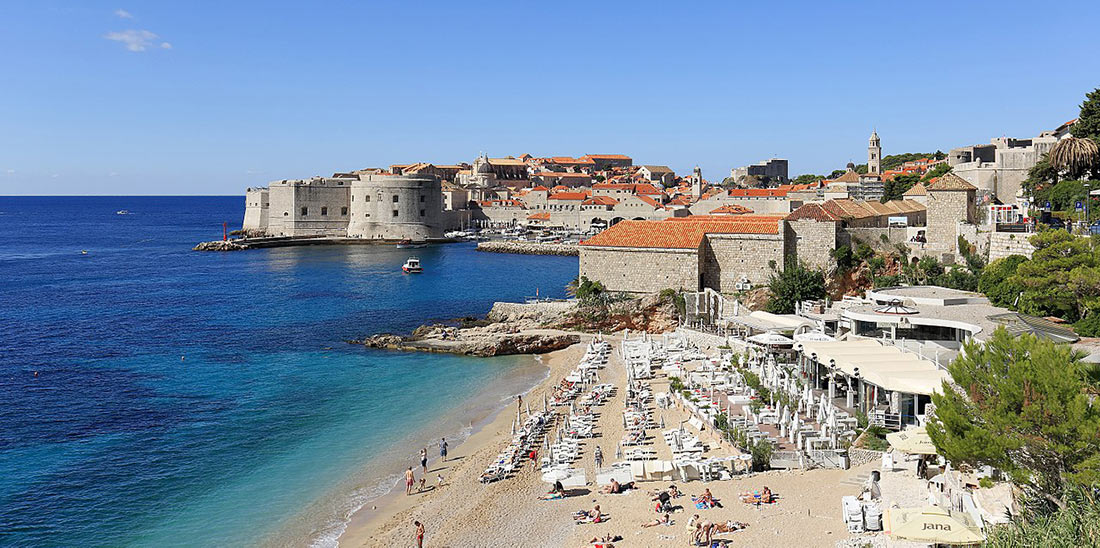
[0,196,578,547]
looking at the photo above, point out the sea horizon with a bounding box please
[0,196,578,546]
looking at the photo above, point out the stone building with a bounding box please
[689,188,792,215]
[261,176,354,237]
[346,174,446,240]
[730,158,789,184]
[579,216,788,294]
[242,172,447,240]
[584,154,633,171]
[948,130,1061,201]
[923,173,977,253]
[243,187,269,233]
[868,130,882,175]
[637,165,675,186]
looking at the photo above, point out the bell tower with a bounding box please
[868,129,881,175]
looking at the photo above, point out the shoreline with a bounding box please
[336,337,592,547]
[337,331,866,548]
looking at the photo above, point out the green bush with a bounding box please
[979,477,994,489]
[1076,314,1100,337]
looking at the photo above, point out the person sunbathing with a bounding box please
[761,486,773,503]
[641,513,671,528]
[710,520,748,534]
[599,479,635,494]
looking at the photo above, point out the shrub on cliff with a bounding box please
[766,261,825,314]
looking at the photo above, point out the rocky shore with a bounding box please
[475,241,578,256]
[351,325,579,356]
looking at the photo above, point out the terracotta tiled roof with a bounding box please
[527,212,550,220]
[549,156,595,164]
[530,185,550,192]
[641,165,674,174]
[822,199,877,219]
[903,182,927,196]
[488,157,526,166]
[583,154,632,160]
[534,171,592,178]
[926,172,976,191]
[727,188,789,197]
[580,218,781,250]
[636,194,665,209]
[827,170,861,184]
[582,196,618,206]
[786,203,841,222]
[549,191,591,201]
[709,204,754,215]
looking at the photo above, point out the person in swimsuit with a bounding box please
[439,438,448,462]
[641,513,671,528]
[420,448,428,474]
[414,520,424,548]
[405,467,415,496]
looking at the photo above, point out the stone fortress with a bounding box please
[243,171,450,240]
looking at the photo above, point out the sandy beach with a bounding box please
[338,333,868,548]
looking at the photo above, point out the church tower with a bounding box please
[691,166,702,199]
[868,130,881,175]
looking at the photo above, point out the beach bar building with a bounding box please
[795,339,950,430]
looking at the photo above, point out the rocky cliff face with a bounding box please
[556,293,679,333]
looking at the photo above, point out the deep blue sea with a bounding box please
[0,196,578,547]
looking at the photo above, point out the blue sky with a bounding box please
[2,1,1099,195]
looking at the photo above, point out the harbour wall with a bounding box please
[476,241,578,256]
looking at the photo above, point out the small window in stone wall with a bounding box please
[393,195,399,203]
[420,209,425,217]
[321,207,328,216]
[420,195,425,203]
[392,210,399,217]
[365,195,370,202]
[301,207,308,216]
[341,207,348,216]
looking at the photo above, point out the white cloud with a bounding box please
[5,169,14,175]
[109,171,119,177]
[104,29,168,52]
[114,9,133,19]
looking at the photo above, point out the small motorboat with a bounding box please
[395,239,427,249]
[116,210,131,215]
[402,257,423,273]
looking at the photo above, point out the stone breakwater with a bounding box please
[193,240,247,251]
[476,241,578,256]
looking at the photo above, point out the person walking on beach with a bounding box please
[405,467,415,496]
[414,520,424,548]
[439,438,448,462]
[516,394,523,414]
[594,445,603,470]
[420,447,428,474]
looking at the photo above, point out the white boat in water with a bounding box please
[402,257,423,273]
[116,210,131,215]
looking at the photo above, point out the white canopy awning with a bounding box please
[797,339,949,395]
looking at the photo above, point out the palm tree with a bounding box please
[1048,136,1100,180]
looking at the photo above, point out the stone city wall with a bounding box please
[700,233,785,292]
[988,231,1036,261]
[476,241,579,256]
[580,246,699,294]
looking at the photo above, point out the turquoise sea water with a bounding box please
[0,196,578,547]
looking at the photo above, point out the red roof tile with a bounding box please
[727,188,789,197]
[580,218,781,249]
[709,204,754,215]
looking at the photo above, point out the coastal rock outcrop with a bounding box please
[193,240,247,251]
[352,327,580,357]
